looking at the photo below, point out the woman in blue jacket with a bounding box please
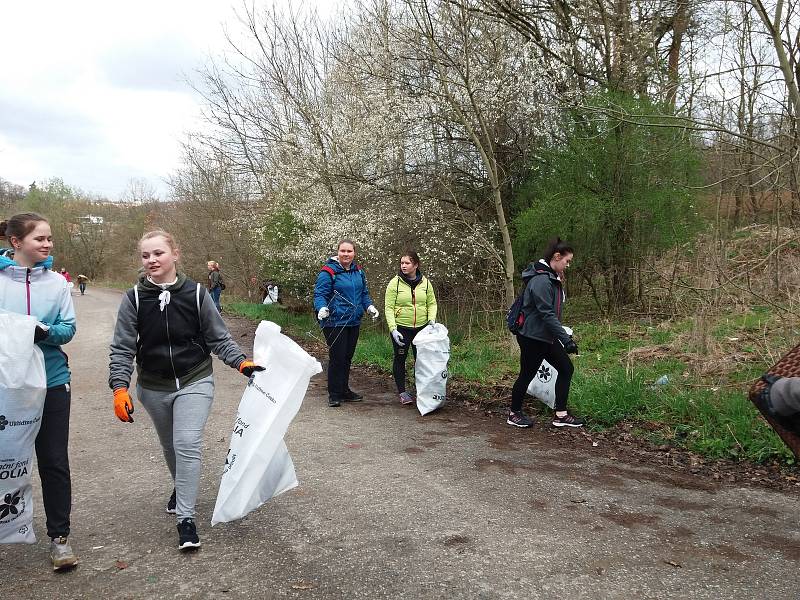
[314,240,379,407]
[0,213,78,570]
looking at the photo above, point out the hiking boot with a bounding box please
[166,488,176,514]
[328,396,341,407]
[552,413,584,428]
[342,390,363,402]
[50,536,78,571]
[506,411,533,428]
[177,518,201,550]
[399,392,414,405]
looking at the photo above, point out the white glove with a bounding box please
[391,329,405,347]
[366,305,379,321]
[317,307,330,320]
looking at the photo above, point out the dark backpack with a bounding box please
[506,270,545,334]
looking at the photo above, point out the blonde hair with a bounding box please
[140,230,178,251]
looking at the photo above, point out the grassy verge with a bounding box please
[226,300,794,464]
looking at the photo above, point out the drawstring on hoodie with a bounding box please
[147,276,177,312]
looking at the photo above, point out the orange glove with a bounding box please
[114,388,134,423]
[238,360,265,378]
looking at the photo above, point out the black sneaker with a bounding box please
[328,397,341,407]
[342,390,363,402]
[177,518,201,550]
[552,413,584,428]
[166,488,176,514]
[506,411,533,428]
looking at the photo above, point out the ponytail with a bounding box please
[543,237,574,262]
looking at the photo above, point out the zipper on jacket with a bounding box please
[25,268,31,315]
[164,305,180,390]
[412,288,417,327]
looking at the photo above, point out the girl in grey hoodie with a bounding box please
[108,230,263,551]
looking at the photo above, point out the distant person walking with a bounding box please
[76,274,89,295]
[207,261,223,312]
[313,240,379,407]
[0,213,78,570]
[508,237,584,429]
[59,268,72,283]
[109,230,263,551]
[384,250,437,405]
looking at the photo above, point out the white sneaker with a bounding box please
[50,536,78,570]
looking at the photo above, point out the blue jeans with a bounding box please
[210,286,222,312]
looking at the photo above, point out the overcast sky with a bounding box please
[1,1,337,200]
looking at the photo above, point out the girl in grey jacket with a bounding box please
[507,238,583,429]
[108,230,262,551]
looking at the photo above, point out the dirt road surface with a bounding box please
[4,288,799,599]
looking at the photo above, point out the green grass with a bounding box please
[226,300,795,464]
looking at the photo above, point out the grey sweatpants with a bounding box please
[770,377,800,416]
[137,376,214,522]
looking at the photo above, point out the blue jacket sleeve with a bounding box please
[314,271,332,312]
[360,271,374,310]
[40,285,76,346]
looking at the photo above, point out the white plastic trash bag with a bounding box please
[526,326,572,409]
[412,323,450,416]
[262,285,278,305]
[212,321,321,525]
[0,312,47,544]
[526,360,557,409]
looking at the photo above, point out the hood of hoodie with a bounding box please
[398,269,423,289]
[137,271,188,293]
[0,251,54,272]
[521,259,558,281]
[325,257,359,273]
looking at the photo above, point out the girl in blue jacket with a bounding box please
[0,213,78,570]
[313,240,379,407]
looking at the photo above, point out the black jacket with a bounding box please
[518,260,571,345]
[109,273,246,392]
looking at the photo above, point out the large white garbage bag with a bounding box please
[0,313,47,544]
[526,326,573,409]
[212,321,321,525]
[412,323,450,416]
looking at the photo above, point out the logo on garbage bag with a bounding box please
[0,489,24,524]
[250,381,277,404]
[537,365,552,383]
[233,417,250,438]
[441,370,449,379]
[223,449,237,475]
[0,458,29,480]
[0,415,40,433]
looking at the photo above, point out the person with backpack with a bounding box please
[507,237,583,428]
[0,213,78,570]
[313,239,379,407]
[207,260,224,312]
[384,250,437,405]
[109,230,263,551]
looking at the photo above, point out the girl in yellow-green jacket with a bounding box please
[384,250,438,405]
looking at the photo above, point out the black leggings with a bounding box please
[511,336,574,412]
[323,326,360,399]
[391,325,425,393]
[36,384,72,538]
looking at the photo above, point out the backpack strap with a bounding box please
[321,265,336,280]
[132,285,139,310]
